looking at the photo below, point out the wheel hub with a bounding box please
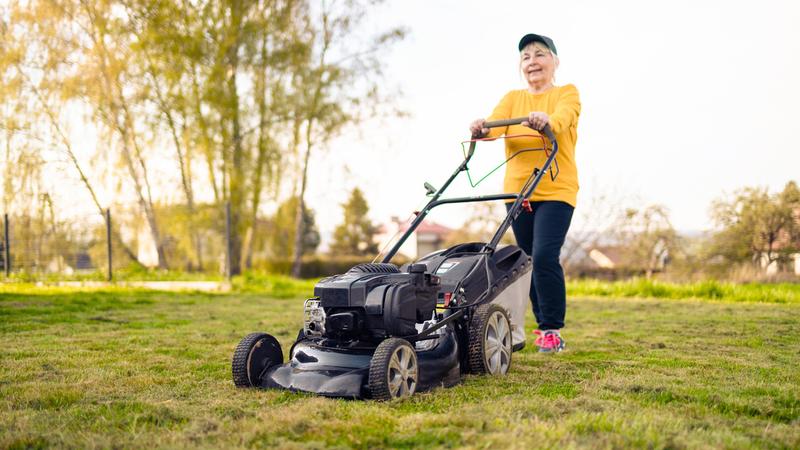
[387,346,417,398]
[485,311,512,374]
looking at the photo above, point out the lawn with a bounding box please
[1,282,798,449]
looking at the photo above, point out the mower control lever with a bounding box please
[483,117,556,142]
[424,182,437,196]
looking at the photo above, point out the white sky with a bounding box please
[307,0,800,240]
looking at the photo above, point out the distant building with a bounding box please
[376,217,453,259]
[759,206,800,275]
[584,241,668,275]
[588,247,621,269]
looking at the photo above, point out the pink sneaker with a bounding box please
[533,329,566,353]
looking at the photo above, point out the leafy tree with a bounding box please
[708,181,800,270]
[265,197,320,260]
[330,188,378,257]
[5,0,168,268]
[1,0,404,276]
[1,3,142,266]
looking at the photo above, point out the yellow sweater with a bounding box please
[486,84,581,207]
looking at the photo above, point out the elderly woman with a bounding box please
[469,33,580,353]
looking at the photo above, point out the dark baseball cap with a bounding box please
[518,33,557,55]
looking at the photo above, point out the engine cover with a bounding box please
[312,263,440,339]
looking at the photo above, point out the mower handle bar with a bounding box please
[379,117,558,263]
[483,117,556,142]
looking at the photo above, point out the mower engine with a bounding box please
[304,263,440,342]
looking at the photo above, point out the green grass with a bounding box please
[569,278,800,304]
[231,272,319,297]
[8,270,799,304]
[1,283,799,449]
[4,267,228,283]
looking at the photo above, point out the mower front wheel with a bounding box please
[368,338,418,401]
[232,332,283,388]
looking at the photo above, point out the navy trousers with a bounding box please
[505,201,574,330]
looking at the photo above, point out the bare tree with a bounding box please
[614,204,680,278]
[561,183,635,271]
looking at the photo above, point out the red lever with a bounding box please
[443,292,452,307]
[522,199,532,213]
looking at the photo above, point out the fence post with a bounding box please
[225,201,232,281]
[3,213,9,277]
[106,208,112,282]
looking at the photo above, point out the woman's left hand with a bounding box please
[522,112,550,131]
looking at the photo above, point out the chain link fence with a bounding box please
[1,206,234,281]
[2,211,109,279]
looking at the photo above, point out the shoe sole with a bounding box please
[537,344,566,353]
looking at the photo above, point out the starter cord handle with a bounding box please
[483,117,556,142]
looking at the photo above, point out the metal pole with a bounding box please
[225,201,232,280]
[106,208,112,282]
[4,213,9,277]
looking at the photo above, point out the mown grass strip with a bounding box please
[1,288,798,448]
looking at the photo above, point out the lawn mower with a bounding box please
[232,118,559,400]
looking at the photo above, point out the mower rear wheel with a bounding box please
[369,338,418,401]
[467,304,512,375]
[232,332,283,388]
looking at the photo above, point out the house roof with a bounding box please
[588,246,625,268]
[379,218,453,237]
[416,222,453,235]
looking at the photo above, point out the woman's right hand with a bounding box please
[469,118,489,138]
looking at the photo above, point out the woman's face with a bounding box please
[520,43,557,86]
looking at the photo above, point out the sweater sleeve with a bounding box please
[485,91,515,139]
[548,84,581,135]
